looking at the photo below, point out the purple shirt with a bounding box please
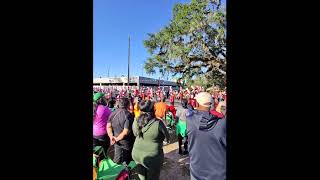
[93,105,112,137]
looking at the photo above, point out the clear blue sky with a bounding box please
[93,0,226,79]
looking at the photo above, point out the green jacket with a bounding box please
[131,118,170,169]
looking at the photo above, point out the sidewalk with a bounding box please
[160,129,190,180]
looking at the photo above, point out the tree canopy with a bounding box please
[143,0,226,88]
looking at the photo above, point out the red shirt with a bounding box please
[189,98,197,108]
[168,105,176,119]
[179,93,183,99]
[214,99,219,109]
[170,95,174,103]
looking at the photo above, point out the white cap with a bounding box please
[195,92,212,107]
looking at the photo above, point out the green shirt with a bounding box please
[176,120,187,137]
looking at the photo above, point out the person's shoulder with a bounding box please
[123,109,133,117]
[111,108,119,113]
[96,104,106,112]
[186,110,194,119]
[104,106,112,113]
[111,108,121,116]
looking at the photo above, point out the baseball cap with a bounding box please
[93,92,105,102]
[195,92,212,107]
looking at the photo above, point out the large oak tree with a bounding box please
[143,0,226,88]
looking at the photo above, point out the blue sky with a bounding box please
[93,0,226,80]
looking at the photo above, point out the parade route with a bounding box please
[160,142,190,180]
[160,101,190,180]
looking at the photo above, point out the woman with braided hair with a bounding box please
[131,100,170,180]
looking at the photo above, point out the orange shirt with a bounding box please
[154,102,168,118]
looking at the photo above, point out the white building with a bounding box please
[93,76,178,89]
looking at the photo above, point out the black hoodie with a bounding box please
[186,109,226,180]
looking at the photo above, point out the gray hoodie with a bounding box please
[186,110,226,180]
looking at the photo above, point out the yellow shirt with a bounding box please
[133,103,141,119]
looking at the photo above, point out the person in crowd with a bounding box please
[128,92,134,105]
[169,91,175,105]
[165,101,177,129]
[179,90,184,104]
[141,90,145,100]
[131,100,170,180]
[93,92,112,157]
[220,101,227,118]
[147,89,152,100]
[210,105,224,118]
[133,96,142,119]
[175,99,189,155]
[209,93,224,118]
[154,96,169,127]
[166,90,170,99]
[107,97,116,112]
[187,92,226,180]
[106,98,135,165]
[218,91,223,102]
[189,93,198,109]
[214,94,219,110]
[134,88,139,97]
[167,101,176,120]
[215,100,225,114]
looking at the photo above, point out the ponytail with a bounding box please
[137,112,154,138]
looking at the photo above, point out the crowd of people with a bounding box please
[93,85,226,180]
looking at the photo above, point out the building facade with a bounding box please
[93,76,178,88]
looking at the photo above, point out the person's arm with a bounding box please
[106,121,113,138]
[175,109,180,121]
[132,118,139,137]
[220,119,227,148]
[106,122,116,145]
[159,120,170,143]
[115,128,129,142]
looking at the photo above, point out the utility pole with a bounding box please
[128,35,130,87]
